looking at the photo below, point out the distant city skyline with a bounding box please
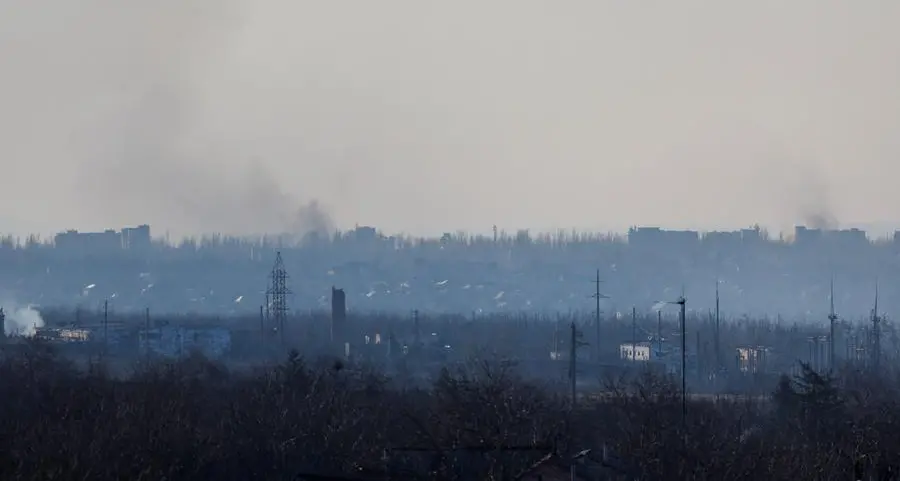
[2,216,898,319]
[5,220,900,244]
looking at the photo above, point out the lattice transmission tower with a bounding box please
[267,251,291,345]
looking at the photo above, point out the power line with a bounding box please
[872,279,880,372]
[266,251,291,346]
[828,276,837,372]
[715,279,721,374]
[590,270,604,361]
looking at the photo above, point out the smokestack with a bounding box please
[331,286,346,343]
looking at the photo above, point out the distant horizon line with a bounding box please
[5,220,900,242]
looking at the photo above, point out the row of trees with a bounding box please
[1,340,899,480]
[34,306,900,395]
[0,228,625,251]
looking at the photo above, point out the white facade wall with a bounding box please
[620,343,652,361]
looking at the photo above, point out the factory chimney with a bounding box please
[331,287,347,344]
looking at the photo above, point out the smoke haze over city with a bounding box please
[1,2,899,238]
[8,6,900,479]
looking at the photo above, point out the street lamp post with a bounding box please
[655,295,688,440]
[677,296,686,432]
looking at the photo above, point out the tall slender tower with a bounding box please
[331,287,346,344]
[828,276,837,372]
[266,252,291,346]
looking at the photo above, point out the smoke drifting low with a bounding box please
[63,2,333,238]
[2,2,899,237]
[0,1,332,239]
[1,302,45,337]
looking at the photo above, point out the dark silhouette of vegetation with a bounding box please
[34,306,896,398]
[2,341,900,480]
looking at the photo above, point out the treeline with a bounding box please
[0,227,621,251]
[37,307,896,386]
[0,341,899,480]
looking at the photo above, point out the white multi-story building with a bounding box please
[620,342,653,361]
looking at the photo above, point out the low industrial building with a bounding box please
[619,342,653,361]
[736,346,769,373]
[53,224,152,256]
[35,327,92,342]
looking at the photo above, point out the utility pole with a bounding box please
[696,330,702,384]
[387,326,394,359]
[715,280,721,373]
[414,309,420,346]
[553,315,560,359]
[677,295,687,436]
[569,322,577,406]
[828,276,837,372]
[145,307,151,359]
[631,306,637,362]
[872,280,881,373]
[809,337,820,371]
[566,320,586,481]
[845,327,852,363]
[657,310,662,356]
[591,270,604,361]
[567,321,589,406]
[259,305,265,348]
[103,299,109,357]
[707,309,713,373]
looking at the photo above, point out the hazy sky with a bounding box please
[1,1,899,239]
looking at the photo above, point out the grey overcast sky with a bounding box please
[1,1,898,239]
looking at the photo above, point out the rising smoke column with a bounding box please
[13,2,334,239]
[1,302,45,337]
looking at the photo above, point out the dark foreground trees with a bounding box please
[1,345,900,481]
